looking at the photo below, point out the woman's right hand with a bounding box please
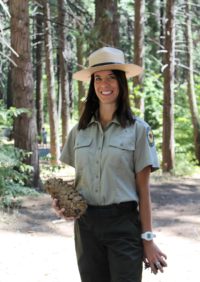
[52,198,80,220]
[52,198,66,218]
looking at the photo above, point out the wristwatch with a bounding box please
[141,231,156,241]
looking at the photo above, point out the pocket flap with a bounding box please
[74,136,92,149]
[109,138,135,151]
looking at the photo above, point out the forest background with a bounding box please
[0,0,200,207]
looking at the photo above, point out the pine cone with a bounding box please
[44,178,88,217]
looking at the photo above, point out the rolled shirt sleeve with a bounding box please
[134,119,160,173]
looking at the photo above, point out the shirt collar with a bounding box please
[88,113,120,126]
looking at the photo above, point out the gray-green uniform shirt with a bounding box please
[60,116,159,206]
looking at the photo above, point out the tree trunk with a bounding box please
[162,0,175,172]
[9,0,39,187]
[57,0,70,147]
[185,0,200,164]
[133,0,145,114]
[35,6,44,139]
[66,35,73,119]
[6,66,13,108]
[76,34,85,117]
[56,49,62,124]
[43,1,60,163]
[94,0,119,48]
[160,0,165,50]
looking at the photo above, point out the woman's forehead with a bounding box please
[94,70,114,76]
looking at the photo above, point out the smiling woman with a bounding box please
[53,47,167,282]
[94,71,119,108]
[79,68,134,130]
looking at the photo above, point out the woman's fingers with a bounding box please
[52,198,65,217]
[51,198,80,220]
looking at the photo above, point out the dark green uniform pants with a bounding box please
[74,202,143,282]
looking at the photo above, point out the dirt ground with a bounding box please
[0,175,200,282]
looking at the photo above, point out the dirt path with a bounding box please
[0,176,200,282]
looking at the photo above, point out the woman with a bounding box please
[53,47,167,282]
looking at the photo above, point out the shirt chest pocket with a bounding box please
[74,136,93,169]
[108,136,135,170]
[109,139,135,151]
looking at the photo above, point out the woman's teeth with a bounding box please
[101,91,112,95]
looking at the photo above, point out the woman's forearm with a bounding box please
[136,166,153,233]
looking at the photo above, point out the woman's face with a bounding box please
[93,70,119,106]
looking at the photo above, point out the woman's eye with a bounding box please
[94,75,116,82]
[94,77,101,81]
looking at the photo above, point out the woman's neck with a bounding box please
[99,104,116,127]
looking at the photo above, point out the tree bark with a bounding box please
[160,0,165,50]
[66,35,73,118]
[6,66,13,108]
[162,0,175,172]
[94,0,119,48]
[76,34,85,117]
[185,0,200,164]
[35,5,44,138]
[57,0,70,147]
[133,0,145,113]
[43,1,60,163]
[9,0,39,186]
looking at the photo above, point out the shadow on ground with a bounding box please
[0,194,74,237]
[1,177,200,241]
[151,177,200,240]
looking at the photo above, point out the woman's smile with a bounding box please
[101,90,113,96]
[94,70,119,105]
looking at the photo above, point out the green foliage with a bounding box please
[0,144,39,209]
[174,82,194,156]
[194,75,200,109]
[143,72,163,130]
[172,153,199,176]
[0,101,30,130]
[0,103,39,209]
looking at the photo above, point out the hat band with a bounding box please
[91,62,123,67]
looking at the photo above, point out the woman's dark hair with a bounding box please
[78,70,135,129]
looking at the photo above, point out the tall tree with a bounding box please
[133,0,145,113]
[185,0,200,164]
[160,0,165,50]
[94,0,119,48]
[43,1,60,163]
[162,0,175,172]
[57,0,70,147]
[76,32,85,117]
[9,0,39,186]
[35,3,44,138]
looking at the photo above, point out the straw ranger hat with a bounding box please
[73,47,143,82]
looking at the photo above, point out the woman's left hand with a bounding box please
[143,240,167,274]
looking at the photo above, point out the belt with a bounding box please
[87,201,138,215]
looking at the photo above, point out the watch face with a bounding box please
[141,232,155,240]
[147,233,152,239]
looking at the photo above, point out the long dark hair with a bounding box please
[78,70,135,129]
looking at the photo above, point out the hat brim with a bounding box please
[73,63,143,82]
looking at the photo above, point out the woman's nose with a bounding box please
[101,78,110,85]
